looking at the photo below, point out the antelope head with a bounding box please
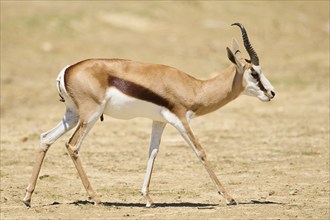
[227,23,275,102]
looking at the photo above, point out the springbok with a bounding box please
[23,23,275,208]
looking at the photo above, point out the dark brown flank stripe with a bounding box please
[108,76,174,110]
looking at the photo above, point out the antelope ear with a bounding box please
[226,47,243,72]
[232,39,240,55]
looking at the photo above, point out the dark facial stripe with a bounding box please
[250,67,266,93]
[257,81,267,93]
[108,76,174,110]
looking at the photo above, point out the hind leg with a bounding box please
[23,108,79,207]
[65,106,104,204]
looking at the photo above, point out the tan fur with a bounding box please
[23,58,249,208]
[64,59,244,118]
[62,59,245,206]
[23,24,275,208]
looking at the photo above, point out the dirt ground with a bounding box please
[1,1,329,220]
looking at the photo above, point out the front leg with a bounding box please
[141,121,166,207]
[161,109,237,205]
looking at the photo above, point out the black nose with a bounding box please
[271,91,275,97]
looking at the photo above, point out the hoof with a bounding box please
[22,199,31,208]
[94,201,102,206]
[226,200,237,206]
[146,203,157,208]
[88,196,102,205]
[94,199,102,206]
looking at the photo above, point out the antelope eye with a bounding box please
[251,72,259,80]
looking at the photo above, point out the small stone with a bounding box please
[35,207,42,213]
[290,189,298,195]
[39,174,50,180]
[21,137,28,142]
[268,190,275,196]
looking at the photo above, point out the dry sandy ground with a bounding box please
[1,1,329,219]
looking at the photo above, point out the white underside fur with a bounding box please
[103,87,168,122]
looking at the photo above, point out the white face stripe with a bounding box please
[252,65,261,73]
[252,65,274,91]
[243,65,275,102]
[259,73,274,92]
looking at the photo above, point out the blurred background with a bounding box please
[1,1,328,118]
[1,1,329,219]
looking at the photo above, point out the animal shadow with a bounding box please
[49,200,218,208]
[48,199,283,208]
[239,200,285,205]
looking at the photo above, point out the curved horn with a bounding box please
[231,23,259,65]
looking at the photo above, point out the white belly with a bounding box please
[104,87,167,122]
